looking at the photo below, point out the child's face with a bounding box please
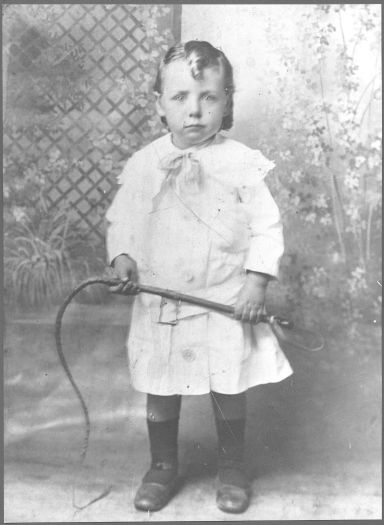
[156,59,229,149]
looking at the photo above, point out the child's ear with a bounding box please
[155,93,165,118]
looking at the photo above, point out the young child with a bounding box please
[106,40,293,514]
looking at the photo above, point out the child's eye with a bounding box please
[172,94,185,101]
[202,94,216,101]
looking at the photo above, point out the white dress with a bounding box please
[106,133,293,395]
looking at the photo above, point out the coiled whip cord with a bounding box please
[54,278,120,461]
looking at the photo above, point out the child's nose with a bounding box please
[188,98,202,118]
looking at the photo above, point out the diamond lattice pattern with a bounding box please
[4,4,174,243]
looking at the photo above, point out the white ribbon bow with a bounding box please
[158,151,203,195]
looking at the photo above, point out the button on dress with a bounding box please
[106,133,293,395]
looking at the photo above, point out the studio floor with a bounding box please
[4,302,382,522]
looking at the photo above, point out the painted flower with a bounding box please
[314,193,328,208]
[305,212,316,223]
[320,214,332,225]
[12,206,27,222]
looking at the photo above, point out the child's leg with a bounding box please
[134,394,181,512]
[145,394,181,472]
[147,393,181,422]
[211,390,246,420]
[211,391,247,482]
[210,391,250,514]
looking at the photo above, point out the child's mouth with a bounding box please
[185,124,204,130]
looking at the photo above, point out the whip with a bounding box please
[55,277,324,467]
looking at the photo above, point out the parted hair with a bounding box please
[154,40,235,130]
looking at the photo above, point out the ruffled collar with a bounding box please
[150,132,274,188]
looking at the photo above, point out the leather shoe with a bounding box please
[216,483,250,513]
[134,477,179,512]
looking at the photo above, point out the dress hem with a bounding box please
[129,368,294,396]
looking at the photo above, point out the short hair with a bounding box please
[154,40,235,131]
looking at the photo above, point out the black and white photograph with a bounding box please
[3,3,382,521]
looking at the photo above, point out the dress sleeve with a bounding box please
[105,153,142,265]
[237,152,284,279]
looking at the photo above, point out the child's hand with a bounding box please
[110,254,140,295]
[234,272,269,323]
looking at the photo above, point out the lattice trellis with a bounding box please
[3,4,179,243]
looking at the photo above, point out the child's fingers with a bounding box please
[109,279,140,295]
[234,303,251,321]
[242,305,255,323]
[234,302,263,323]
[121,280,140,295]
[249,306,263,323]
[248,303,264,323]
[108,280,126,294]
